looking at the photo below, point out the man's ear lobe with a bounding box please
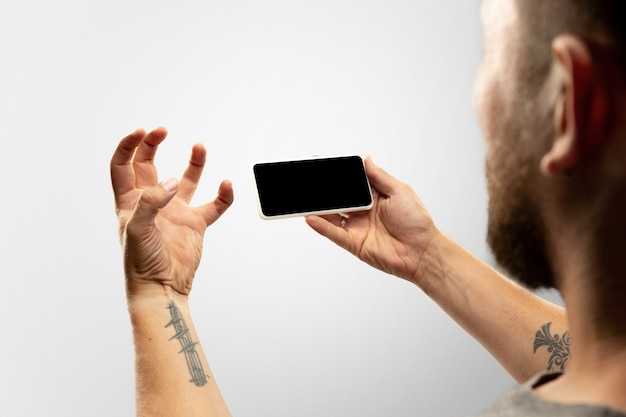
[540,35,610,177]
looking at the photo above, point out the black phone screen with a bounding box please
[252,156,373,218]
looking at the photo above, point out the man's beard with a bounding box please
[485,134,556,290]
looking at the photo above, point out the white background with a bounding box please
[0,1,560,416]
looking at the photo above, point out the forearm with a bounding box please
[128,288,231,417]
[415,233,569,383]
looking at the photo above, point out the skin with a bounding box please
[111,127,233,417]
[309,2,625,412]
[305,0,571,385]
[112,126,568,415]
[306,157,568,384]
[475,0,626,411]
[111,0,626,413]
[476,0,557,290]
[111,127,569,416]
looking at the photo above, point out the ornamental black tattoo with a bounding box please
[166,301,209,387]
[533,322,571,371]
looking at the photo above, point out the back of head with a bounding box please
[507,0,626,339]
[481,0,626,291]
[515,0,626,95]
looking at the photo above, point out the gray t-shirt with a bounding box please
[474,372,626,417]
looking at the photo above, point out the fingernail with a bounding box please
[161,178,178,192]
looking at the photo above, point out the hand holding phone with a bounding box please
[251,156,374,219]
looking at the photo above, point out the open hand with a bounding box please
[110,127,234,298]
[306,157,438,284]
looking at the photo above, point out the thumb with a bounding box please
[127,179,179,236]
[364,156,398,197]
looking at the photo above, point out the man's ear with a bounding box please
[540,35,610,176]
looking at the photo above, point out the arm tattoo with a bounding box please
[166,301,209,387]
[533,322,571,371]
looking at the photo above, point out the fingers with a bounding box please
[305,214,352,252]
[364,156,401,197]
[199,179,235,227]
[113,127,234,230]
[126,179,179,239]
[133,127,168,188]
[111,128,146,204]
[111,127,168,199]
[178,143,206,203]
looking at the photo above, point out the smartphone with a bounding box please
[251,156,374,219]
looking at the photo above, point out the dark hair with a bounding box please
[516,0,626,95]
[518,0,626,51]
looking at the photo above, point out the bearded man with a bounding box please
[111,0,626,415]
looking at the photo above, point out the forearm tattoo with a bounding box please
[166,301,209,387]
[533,322,571,371]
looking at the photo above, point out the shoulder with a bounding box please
[471,372,626,417]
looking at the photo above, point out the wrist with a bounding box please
[409,229,448,289]
[126,280,190,312]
